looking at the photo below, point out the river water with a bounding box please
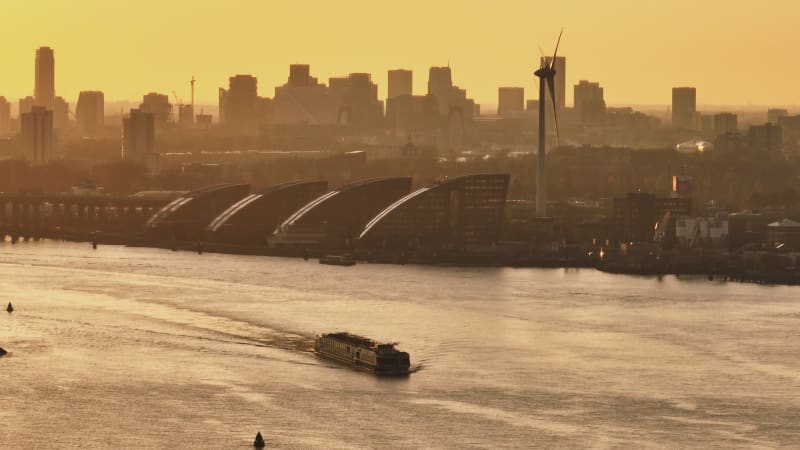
[1,241,799,449]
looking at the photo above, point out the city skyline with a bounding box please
[3,0,800,108]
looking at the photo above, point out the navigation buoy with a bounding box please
[6,302,12,313]
[253,432,266,448]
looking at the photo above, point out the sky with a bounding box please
[2,0,799,109]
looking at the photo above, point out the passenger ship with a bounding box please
[314,332,410,376]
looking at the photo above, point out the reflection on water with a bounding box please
[1,240,800,448]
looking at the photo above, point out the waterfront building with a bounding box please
[206,181,328,244]
[359,174,510,250]
[270,177,412,249]
[613,192,692,244]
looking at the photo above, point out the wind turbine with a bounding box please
[534,29,563,218]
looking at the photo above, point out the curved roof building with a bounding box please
[270,177,412,248]
[359,174,509,249]
[206,181,328,244]
[143,183,250,240]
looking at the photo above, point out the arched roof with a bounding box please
[144,183,250,232]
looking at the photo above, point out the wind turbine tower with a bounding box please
[533,29,563,218]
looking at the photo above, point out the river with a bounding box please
[1,241,799,448]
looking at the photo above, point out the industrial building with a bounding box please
[143,184,250,241]
[270,177,412,249]
[206,181,328,244]
[359,174,510,250]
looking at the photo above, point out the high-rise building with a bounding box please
[0,97,10,136]
[388,69,412,100]
[497,87,524,117]
[748,123,782,153]
[713,113,737,135]
[122,108,155,160]
[34,47,55,107]
[540,56,566,111]
[139,93,172,129]
[328,73,382,128]
[428,67,453,114]
[573,80,606,125]
[767,108,788,125]
[20,106,53,164]
[672,87,696,130]
[52,96,70,131]
[19,96,34,115]
[76,91,105,136]
[273,65,335,125]
[219,74,269,132]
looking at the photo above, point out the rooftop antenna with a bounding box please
[534,28,564,218]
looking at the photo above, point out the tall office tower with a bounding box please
[713,112,738,135]
[19,96,34,115]
[139,93,172,129]
[0,97,10,136]
[328,73,382,128]
[52,96,70,130]
[273,65,335,125]
[20,106,54,164]
[219,74,259,130]
[767,108,788,125]
[388,69,412,100]
[427,66,453,114]
[288,64,318,87]
[540,56,566,110]
[497,87,524,117]
[672,87,697,129]
[76,91,105,136]
[122,108,155,160]
[573,80,606,125]
[34,47,55,107]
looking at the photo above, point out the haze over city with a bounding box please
[4,2,800,449]
[3,0,800,107]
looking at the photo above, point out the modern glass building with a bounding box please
[270,177,412,249]
[143,183,250,240]
[358,174,510,250]
[206,181,328,244]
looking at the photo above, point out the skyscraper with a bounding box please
[122,108,155,160]
[139,93,172,129]
[713,113,737,135]
[76,91,105,136]
[540,56,566,111]
[20,106,54,164]
[34,47,55,107]
[497,87,524,117]
[388,69,412,100]
[0,97,10,136]
[427,66,453,114]
[672,87,696,129]
[573,80,606,125]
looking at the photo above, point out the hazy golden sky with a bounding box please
[3,0,799,108]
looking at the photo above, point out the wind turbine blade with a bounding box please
[551,28,564,68]
[547,76,560,147]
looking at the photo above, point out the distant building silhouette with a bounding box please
[122,108,158,172]
[497,87,524,117]
[19,96,34,115]
[328,73,383,128]
[573,80,605,125]
[272,65,333,125]
[713,113,737,135]
[767,108,788,125]
[52,96,69,131]
[20,106,53,164]
[139,93,172,130]
[672,87,696,130]
[614,192,691,244]
[0,97,10,136]
[748,123,782,153]
[34,47,55,107]
[76,91,104,136]
[540,56,566,111]
[425,66,476,124]
[219,74,259,131]
[387,69,412,100]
